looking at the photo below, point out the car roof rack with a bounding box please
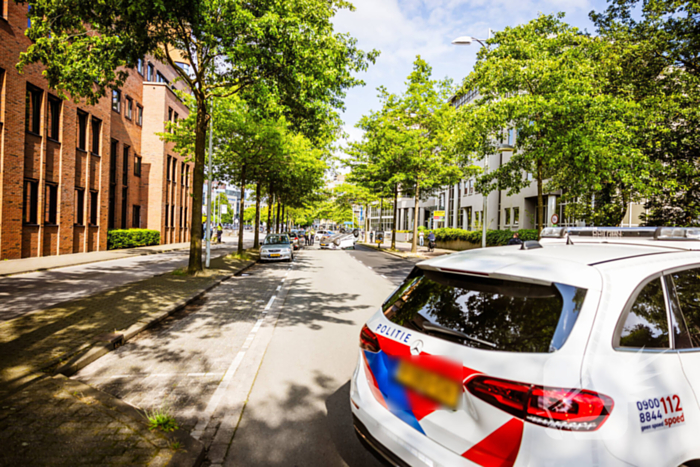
[540,226,700,241]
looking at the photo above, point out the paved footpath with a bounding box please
[0,235,251,321]
[0,249,257,466]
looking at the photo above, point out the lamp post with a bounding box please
[453,29,492,248]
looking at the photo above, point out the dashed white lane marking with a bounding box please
[382,275,387,278]
[367,266,372,269]
[191,315,267,440]
[263,295,276,313]
[276,285,281,291]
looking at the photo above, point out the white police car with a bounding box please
[351,227,700,467]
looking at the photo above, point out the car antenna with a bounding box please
[566,232,574,245]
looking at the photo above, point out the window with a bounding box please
[666,269,700,349]
[184,207,188,228]
[175,61,191,75]
[617,278,669,349]
[171,157,177,181]
[166,155,171,181]
[44,183,58,224]
[181,162,186,186]
[125,96,133,120]
[27,4,31,28]
[132,205,141,228]
[513,207,520,228]
[2,0,8,20]
[136,105,143,126]
[156,71,168,84]
[504,207,511,227]
[185,166,190,186]
[90,190,99,225]
[111,89,121,113]
[134,155,142,177]
[179,206,183,228]
[383,269,586,353]
[174,111,179,123]
[46,95,62,141]
[171,205,175,227]
[26,84,42,134]
[77,110,88,151]
[23,179,39,224]
[91,117,101,156]
[121,187,127,229]
[122,146,129,185]
[165,203,169,226]
[508,128,516,145]
[75,188,85,225]
[147,63,155,81]
[0,68,5,125]
[110,140,118,184]
[136,59,144,76]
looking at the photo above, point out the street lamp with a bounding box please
[453,29,493,248]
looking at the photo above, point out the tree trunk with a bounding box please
[536,158,543,233]
[411,181,420,254]
[267,189,273,235]
[275,200,281,233]
[254,182,261,248]
[391,184,398,250]
[281,204,286,231]
[187,95,207,274]
[237,163,247,255]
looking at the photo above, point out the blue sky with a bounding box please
[332,0,611,145]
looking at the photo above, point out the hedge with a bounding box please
[107,229,161,250]
[432,228,539,246]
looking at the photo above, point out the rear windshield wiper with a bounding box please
[421,322,497,349]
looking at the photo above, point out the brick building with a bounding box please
[0,0,194,259]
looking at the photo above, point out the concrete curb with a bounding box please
[56,375,206,467]
[56,258,258,378]
[357,243,428,260]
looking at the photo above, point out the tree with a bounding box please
[591,1,700,226]
[454,14,645,229]
[19,0,377,272]
[352,57,462,253]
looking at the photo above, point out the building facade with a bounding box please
[368,90,646,234]
[0,1,193,259]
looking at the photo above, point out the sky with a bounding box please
[332,0,611,147]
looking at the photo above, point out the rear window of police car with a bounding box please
[382,268,587,353]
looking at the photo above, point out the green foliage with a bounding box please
[454,14,644,229]
[591,1,700,226]
[431,228,539,246]
[107,229,160,250]
[146,408,178,433]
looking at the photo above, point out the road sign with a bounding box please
[433,210,445,221]
[551,213,559,225]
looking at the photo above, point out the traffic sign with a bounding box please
[433,210,445,221]
[551,213,559,225]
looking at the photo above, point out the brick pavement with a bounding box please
[0,251,256,466]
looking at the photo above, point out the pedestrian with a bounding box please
[427,231,436,252]
[304,231,309,246]
[507,232,523,245]
[217,223,223,243]
[311,229,315,245]
[370,231,374,243]
[419,230,425,246]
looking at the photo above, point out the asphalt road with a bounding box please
[74,242,419,466]
[0,235,253,321]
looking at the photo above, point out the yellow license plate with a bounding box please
[270,254,280,257]
[395,361,461,409]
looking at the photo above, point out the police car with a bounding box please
[351,227,700,467]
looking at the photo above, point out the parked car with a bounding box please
[352,226,700,467]
[259,234,293,262]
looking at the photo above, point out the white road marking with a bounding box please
[382,275,387,278]
[263,295,276,313]
[367,266,372,269]
[276,285,281,291]
[91,372,226,379]
[191,316,266,440]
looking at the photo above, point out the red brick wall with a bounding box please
[0,2,192,259]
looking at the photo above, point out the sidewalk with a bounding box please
[359,240,454,260]
[0,242,191,277]
[0,249,257,466]
[0,235,245,277]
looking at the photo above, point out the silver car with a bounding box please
[259,234,294,262]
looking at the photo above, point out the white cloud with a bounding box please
[333,0,609,146]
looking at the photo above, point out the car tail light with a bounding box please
[360,325,380,353]
[465,375,614,431]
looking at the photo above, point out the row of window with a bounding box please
[135,58,170,84]
[164,204,188,229]
[22,180,99,226]
[166,155,190,186]
[111,89,143,125]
